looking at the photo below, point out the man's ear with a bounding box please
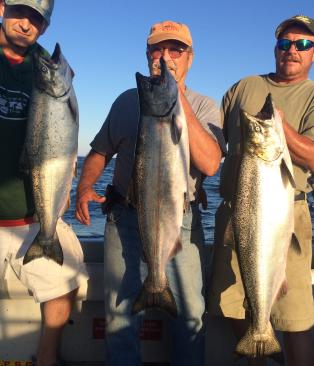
[0,0,5,18]
[39,21,48,36]
[187,51,194,69]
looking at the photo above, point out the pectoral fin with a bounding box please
[171,114,182,143]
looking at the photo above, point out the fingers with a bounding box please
[276,108,285,121]
[75,187,105,225]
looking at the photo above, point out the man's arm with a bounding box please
[75,149,110,225]
[179,89,222,176]
[282,121,314,172]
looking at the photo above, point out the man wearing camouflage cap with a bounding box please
[209,15,314,366]
[76,20,224,366]
[0,1,88,365]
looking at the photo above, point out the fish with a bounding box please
[132,58,190,317]
[22,43,79,266]
[232,93,295,358]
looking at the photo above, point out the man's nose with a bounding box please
[19,18,31,32]
[161,48,172,61]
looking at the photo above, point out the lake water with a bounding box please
[64,157,314,246]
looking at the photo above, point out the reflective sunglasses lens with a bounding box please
[150,47,162,58]
[168,48,182,58]
[295,39,314,51]
[277,39,291,51]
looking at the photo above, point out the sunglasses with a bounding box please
[276,38,314,51]
[149,46,189,59]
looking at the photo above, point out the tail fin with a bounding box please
[132,282,177,317]
[236,322,281,358]
[23,233,64,266]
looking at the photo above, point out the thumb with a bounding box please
[94,195,106,203]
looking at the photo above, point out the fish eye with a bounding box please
[255,125,261,132]
[41,65,49,73]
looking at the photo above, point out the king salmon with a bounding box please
[132,58,190,317]
[232,94,295,358]
[23,43,79,265]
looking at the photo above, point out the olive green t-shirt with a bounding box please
[0,43,44,220]
[220,74,314,201]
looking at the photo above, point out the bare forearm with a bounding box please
[283,122,314,172]
[180,91,222,176]
[77,150,109,191]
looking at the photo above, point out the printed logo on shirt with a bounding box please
[0,86,30,121]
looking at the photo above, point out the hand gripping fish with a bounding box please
[132,58,190,317]
[233,94,295,358]
[22,44,79,266]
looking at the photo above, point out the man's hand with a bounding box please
[75,186,105,225]
[276,108,285,122]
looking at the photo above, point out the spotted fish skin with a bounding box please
[233,94,295,358]
[132,58,190,317]
[23,44,78,266]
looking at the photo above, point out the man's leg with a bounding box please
[283,330,314,366]
[167,204,206,366]
[104,204,144,366]
[36,289,77,366]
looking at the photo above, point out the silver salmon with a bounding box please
[23,43,79,265]
[132,58,190,317]
[233,94,295,357]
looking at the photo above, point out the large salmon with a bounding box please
[23,43,78,266]
[233,94,295,357]
[132,58,190,317]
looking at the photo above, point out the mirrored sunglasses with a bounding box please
[277,38,314,51]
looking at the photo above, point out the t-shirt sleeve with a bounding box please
[193,95,226,153]
[90,89,139,157]
[302,102,314,141]
[90,106,116,157]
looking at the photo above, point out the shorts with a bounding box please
[208,200,314,332]
[0,219,89,303]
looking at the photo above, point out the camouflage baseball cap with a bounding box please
[5,0,54,24]
[147,20,193,47]
[275,15,314,38]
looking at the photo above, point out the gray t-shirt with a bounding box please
[91,87,222,199]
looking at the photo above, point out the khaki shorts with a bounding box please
[208,200,314,332]
[0,219,89,303]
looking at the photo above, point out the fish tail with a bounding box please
[132,283,177,317]
[23,233,64,266]
[44,236,64,265]
[23,235,44,265]
[236,323,281,358]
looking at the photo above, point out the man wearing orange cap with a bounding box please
[209,15,314,366]
[76,20,223,365]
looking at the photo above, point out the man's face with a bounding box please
[146,40,193,85]
[275,25,314,83]
[0,4,46,49]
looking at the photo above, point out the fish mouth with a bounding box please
[38,43,62,71]
[255,93,274,120]
[51,43,61,63]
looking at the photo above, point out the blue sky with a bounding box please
[39,0,314,156]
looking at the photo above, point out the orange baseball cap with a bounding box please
[147,20,193,47]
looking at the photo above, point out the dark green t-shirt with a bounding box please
[0,42,44,220]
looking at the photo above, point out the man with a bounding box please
[209,15,314,366]
[76,20,223,366]
[0,1,88,365]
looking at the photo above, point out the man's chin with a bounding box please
[9,35,34,49]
